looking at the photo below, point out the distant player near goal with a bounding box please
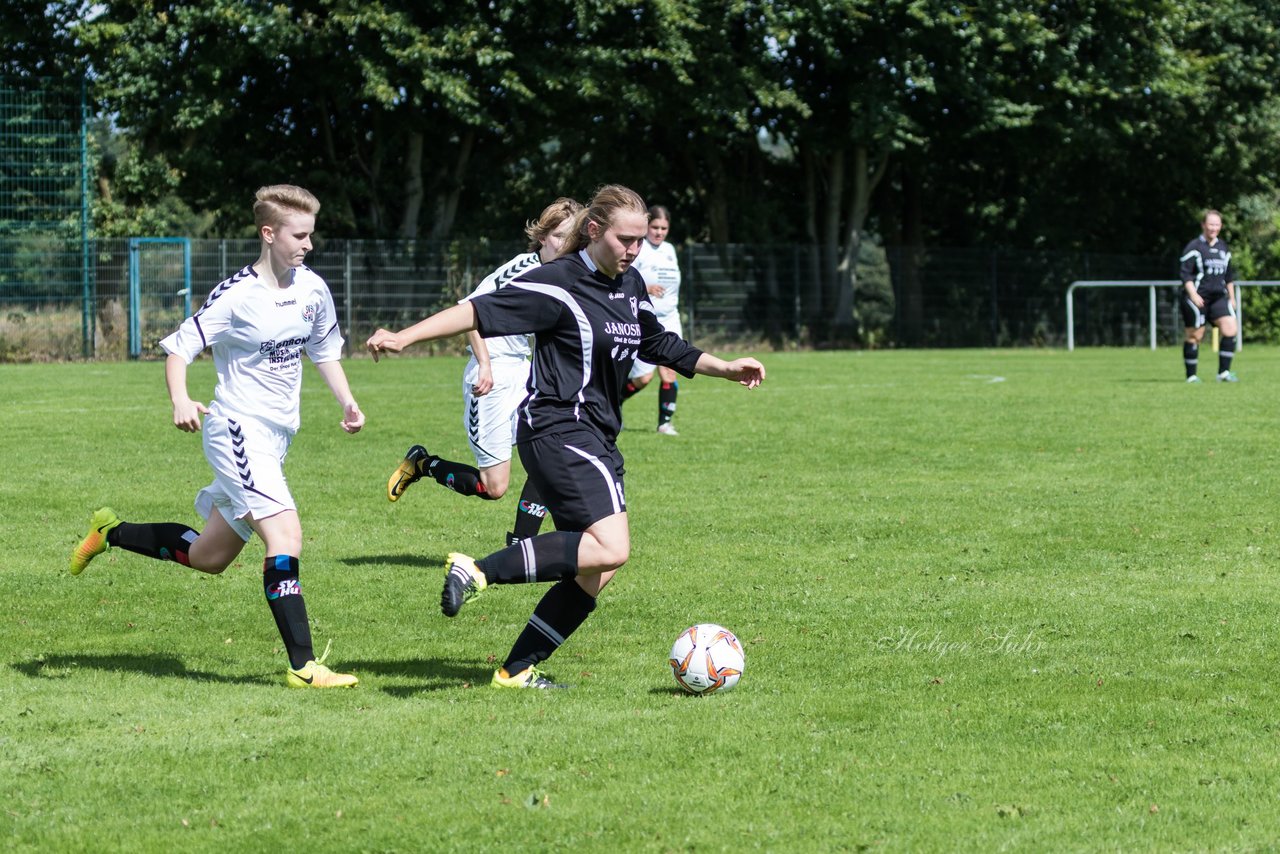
[385,198,582,548]
[68,185,364,688]
[1179,209,1239,383]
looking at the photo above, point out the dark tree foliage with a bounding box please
[8,0,1279,342]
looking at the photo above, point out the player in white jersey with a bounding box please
[386,198,581,547]
[620,205,685,434]
[69,185,364,689]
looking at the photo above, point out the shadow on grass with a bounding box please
[338,553,442,569]
[11,653,274,686]
[13,653,501,696]
[344,657,494,697]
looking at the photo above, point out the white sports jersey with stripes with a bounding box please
[632,239,681,319]
[159,264,345,433]
[462,251,539,361]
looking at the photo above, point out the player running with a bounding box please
[620,205,685,434]
[385,198,581,548]
[1179,208,1239,383]
[69,185,363,688]
[367,184,765,689]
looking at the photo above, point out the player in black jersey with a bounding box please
[1178,209,1239,382]
[367,184,765,689]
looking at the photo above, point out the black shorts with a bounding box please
[1179,290,1234,328]
[517,427,626,531]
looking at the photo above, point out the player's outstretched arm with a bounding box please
[313,360,364,433]
[693,353,766,389]
[366,302,478,362]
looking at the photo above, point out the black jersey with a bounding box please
[1179,235,1235,296]
[472,250,702,442]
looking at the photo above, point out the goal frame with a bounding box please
[1065,280,1280,351]
[127,237,192,358]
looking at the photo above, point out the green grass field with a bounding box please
[4,347,1280,851]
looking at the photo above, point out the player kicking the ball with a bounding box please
[69,185,363,688]
[368,184,765,689]
[386,198,581,549]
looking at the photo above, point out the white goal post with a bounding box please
[1065,280,1280,351]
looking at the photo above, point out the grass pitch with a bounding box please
[3,347,1279,851]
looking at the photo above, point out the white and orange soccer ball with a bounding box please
[668,623,744,695]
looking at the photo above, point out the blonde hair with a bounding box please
[559,184,648,256]
[525,197,584,251]
[253,185,321,230]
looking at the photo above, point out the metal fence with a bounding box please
[0,235,1179,361]
[0,76,91,359]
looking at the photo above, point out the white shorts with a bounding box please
[463,357,531,468]
[196,414,296,542]
[630,312,684,378]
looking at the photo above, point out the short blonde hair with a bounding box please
[525,197,583,251]
[254,185,321,230]
[560,184,648,256]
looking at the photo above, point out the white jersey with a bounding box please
[159,264,345,433]
[632,239,681,318]
[462,252,540,361]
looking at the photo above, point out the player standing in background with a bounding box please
[620,205,684,434]
[386,198,582,548]
[366,184,765,690]
[69,184,364,688]
[1179,209,1239,383]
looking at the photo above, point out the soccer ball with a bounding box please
[668,623,744,695]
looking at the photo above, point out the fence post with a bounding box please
[80,76,92,358]
[344,240,353,353]
[1148,285,1156,350]
[990,251,999,345]
[686,243,695,341]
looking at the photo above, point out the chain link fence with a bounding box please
[1,235,1180,361]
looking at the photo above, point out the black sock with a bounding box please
[511,479,549,542]
[477,531,582,584]
[1219,342,1235,374]
[1183,342,1198,378]
[621,381,642,402]
[427,457,496,499]
[262,555,313,669]
[658,381,678,425]
[502,578,598,675]
[107,522,199,565]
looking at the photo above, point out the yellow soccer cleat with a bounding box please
[286,641,358,688]
[491,665,568,690]
[387,444,431,502]
[441,552,488,617]
[70,507,122,575]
